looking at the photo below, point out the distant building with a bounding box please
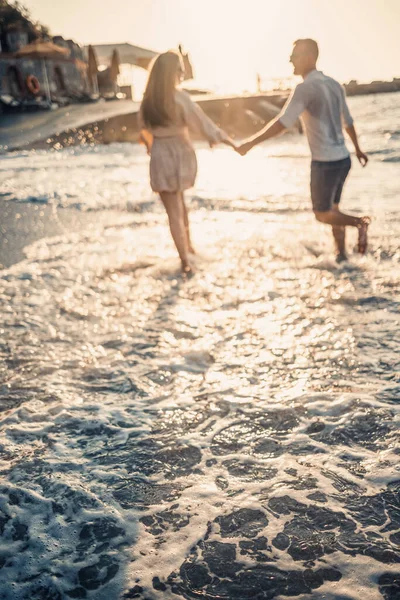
[5,25,28,53]
[0,22,90,109]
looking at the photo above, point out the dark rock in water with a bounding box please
[322,469,364,495]
[273,514,338,561]
[305,420,326,434]
[272,532,290,551]
[239,536,272,562]
[140,506,190,536]
[65,588,87,598]
[201,541,239,577]
[310,408,394,451]
[113,477,186,509]
[307,491,328,503]
[0,512,10,534]
[378,573,400,600]
[269,495,400,565]
[154,444,202,479]
[284,474,319,490]
[223,459,278,482]
[288,442,326,456]
[344,482,400,530]
[152,576,167,591]
[30,586,63,600]
[78,554,119,590]
[215,475,229,490]
[94,436,202,480]
[253,438,283,457]
[167,502,349,597]
[171,545,342,599]
[216,508,268,538]
[78,518,125,553]
[390,532,400,545]
[269,495,307,516]
[123,586,144,598]
[11,520,29,542]
[178,562,213,590]
[210,409,298,456]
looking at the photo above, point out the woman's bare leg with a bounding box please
[180,193,195,254]
[160,191,191,272]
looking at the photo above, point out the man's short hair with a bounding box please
[294,39,319,60]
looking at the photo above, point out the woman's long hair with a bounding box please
[141,51,183,128]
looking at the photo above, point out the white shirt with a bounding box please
[279,70,354,162]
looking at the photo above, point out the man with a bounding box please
[238,39,370,261]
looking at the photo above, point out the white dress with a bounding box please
[138,90,229,192]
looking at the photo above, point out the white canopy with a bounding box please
[86,43,157,69]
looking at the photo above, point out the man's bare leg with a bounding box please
[160,191,192,273]
[331,204,346,261]
[332,226,346,262]
[180,192,195,254]
[314,208,370,255]
[357,216,370,254]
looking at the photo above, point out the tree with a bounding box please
[0,0,50,47]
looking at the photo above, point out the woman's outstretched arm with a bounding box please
[180,91,236,149]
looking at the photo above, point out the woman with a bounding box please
[138,50,236,274]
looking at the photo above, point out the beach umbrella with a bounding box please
[87,44,99,95]
[110,49,120,82]
[88,43,156,70]
[178,45,194,81]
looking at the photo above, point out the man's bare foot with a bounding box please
[358,217,371,255]
[336,253,348,264]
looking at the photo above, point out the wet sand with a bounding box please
[0,200,129,269]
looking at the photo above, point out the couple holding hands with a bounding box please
[139,40,370,274]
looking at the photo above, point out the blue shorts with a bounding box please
[310,156,351,212]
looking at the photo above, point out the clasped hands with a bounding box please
[223,138,254,156]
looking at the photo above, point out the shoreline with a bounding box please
[1,92,290,152]
[1,88,399,153]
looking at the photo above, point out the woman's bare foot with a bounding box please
[181,259,194,276]
[336,252,348,264]
[358,217,371,255]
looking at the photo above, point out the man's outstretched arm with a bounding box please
[237,119,286,155]
[237,84,305,155]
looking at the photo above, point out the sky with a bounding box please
[22,0,400,93]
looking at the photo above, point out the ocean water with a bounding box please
[0,93,399,600]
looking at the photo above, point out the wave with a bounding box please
[364,148,400,162]
[190,195,310,214]
[382,155,400,163]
